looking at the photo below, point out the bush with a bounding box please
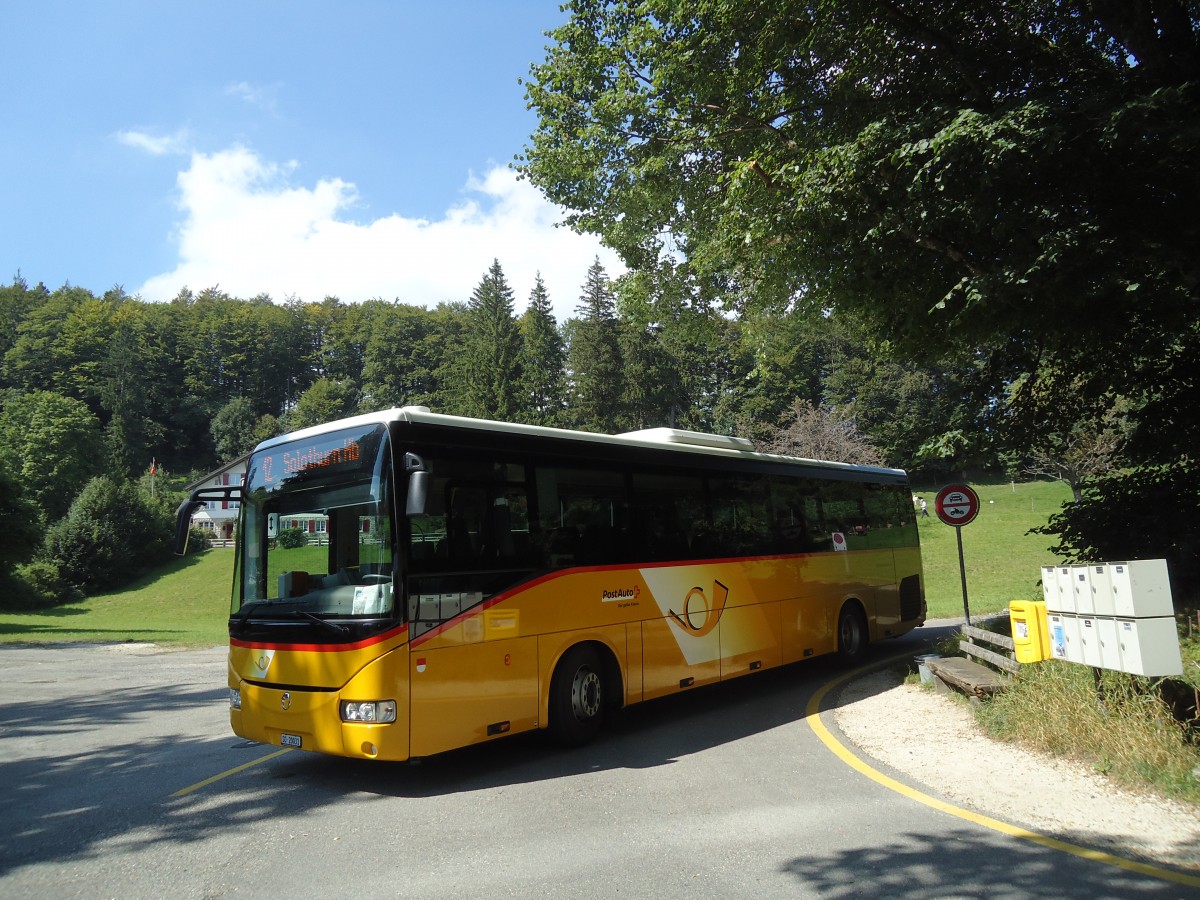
[0,561,83,609]
[42,475,174,593]
[277,527,308,549]
[0,573,50,611]
[186,526,214,552]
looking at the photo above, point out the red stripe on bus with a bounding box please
[230,622,409,653]
[407,549,845,648]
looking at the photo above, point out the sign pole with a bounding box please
[955,525,970,625]
[935,483,981,627]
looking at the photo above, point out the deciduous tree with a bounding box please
[42,475,173,592]
[0,390,104,521]
[523,0,1200,578]
[758,398,885,466]
[290,378,358,430]
[211,397,260,463]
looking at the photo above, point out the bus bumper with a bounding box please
[229,652,411,761]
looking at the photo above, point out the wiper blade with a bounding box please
[233,600,275,619]
[228,607,350,637]
[298,611,350,636]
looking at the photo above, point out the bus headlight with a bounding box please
[229,688,242,710]
[341,700,396,723]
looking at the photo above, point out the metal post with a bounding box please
[956,525,971,625]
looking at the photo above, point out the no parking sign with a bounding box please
[935,484,980,527]
[935,483,980,624]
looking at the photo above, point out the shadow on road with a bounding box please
[780,827,1191,898]
[0,627,972,880]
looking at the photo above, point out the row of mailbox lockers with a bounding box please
[1044,610,1182,676]
[1041,558,1173,619]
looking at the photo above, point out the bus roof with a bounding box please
[255,406,909,481]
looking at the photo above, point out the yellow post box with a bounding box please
[1010,600,1050,664]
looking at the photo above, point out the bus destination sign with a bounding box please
[252,426,377,491]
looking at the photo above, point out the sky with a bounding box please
[1,1,623,321]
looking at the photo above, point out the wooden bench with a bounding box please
[925,623,1017,702]
[958,624,1020,675]
[925,656,1010,700]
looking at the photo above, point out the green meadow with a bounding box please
[913,478,1073,619]
[0,551,232,647]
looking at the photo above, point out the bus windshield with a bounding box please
[235,423,396,619]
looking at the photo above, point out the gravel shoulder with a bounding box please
[833,668,1200,874]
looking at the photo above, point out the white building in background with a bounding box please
[183,454,249,544]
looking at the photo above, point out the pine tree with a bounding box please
[460,259,522,420]
[617,321,682,430]
[565,258,623,433]
[518,274,566,425]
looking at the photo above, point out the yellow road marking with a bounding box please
[171,747,294,797]
[807,652,1200,890]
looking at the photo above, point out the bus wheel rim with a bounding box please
[841,615,861,653]
[571,668,601,720]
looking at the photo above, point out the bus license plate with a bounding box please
[280,733,302,748]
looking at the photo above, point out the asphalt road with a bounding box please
[0,636,1193,899]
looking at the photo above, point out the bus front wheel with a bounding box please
[837,604,869,667]
[549,646,604,746]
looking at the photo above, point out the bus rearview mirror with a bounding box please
[405,452,429,516]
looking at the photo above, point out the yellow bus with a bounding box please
[177,406,925,761]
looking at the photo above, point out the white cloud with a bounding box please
[225,81,279,112]
[137,147,623,320]
[117,128,190,156]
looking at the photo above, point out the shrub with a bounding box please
[187,526,214,552]
[1,560,83,609]
[277,527,308,549]
[42,475,174,593]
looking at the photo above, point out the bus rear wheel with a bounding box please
[549,646,605,746]
[837,604,869,667]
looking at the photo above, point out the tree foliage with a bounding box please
[757,398,885,466]
[0,390,104,521]
[0,464,43,578]
[459,260,524,420]
[359,300,449,410]
[1038,460,1200,603]
[1023,404,1129,502]
[523,1,1198,425]
[42,475,174,592]
[522,0,1200,569]
[291,378,358,430]
[566,258,624,432]
[211,397,259,463]
[519,274,567,425]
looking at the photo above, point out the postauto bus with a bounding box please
[176,406,924,761]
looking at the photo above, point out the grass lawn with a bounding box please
[0,550,233,648]
[912,479,1073,619]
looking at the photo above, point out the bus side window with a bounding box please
[819,480,868,539]
[407,454,533,572]
[630,470,705,562]
[767,475,822,553]
[707,473,771,557]
[535,466,628,567]
[441,484,485,563]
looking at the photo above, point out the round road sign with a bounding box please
[935,483,980,527]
